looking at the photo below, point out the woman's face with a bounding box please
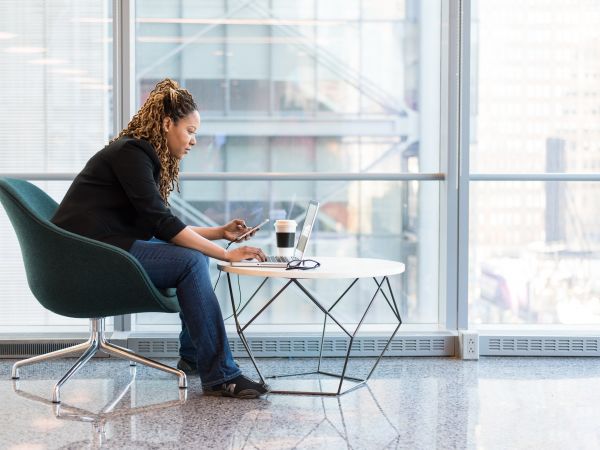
[163,110,201,160]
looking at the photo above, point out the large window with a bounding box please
[469,0,600,326]
[133,0,442,331]
[0,0,113,331]
[1,1,598,338]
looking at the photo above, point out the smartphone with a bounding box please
[234,219,269,242]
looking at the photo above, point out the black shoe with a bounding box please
[177,357,240,374]
[177,357,197,374]
[204,375,270,399]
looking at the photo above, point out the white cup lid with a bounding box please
[274,219,297,231]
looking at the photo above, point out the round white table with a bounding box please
[218,257,405,396]
[219,256,405,280]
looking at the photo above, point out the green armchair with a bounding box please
[0,178,186,403]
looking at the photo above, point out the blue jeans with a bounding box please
[129,238,241,388]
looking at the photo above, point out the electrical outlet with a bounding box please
[459,330,479,360]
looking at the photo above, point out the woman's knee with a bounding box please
[178,249,214,290]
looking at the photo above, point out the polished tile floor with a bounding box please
[1,356,600,449]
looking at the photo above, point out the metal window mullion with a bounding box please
[43,1,48,172]
[456,0,471,330]
[112,0,135,332]
[178,0,184,86]
[441,0,469,331]
[470,173,600,181]
[224,0,231,116]
[1,172,445,181]
[112,0,121,136]
[268,0,274,115]
[111,0,123,331]
[313,0,318,117]
[418,0,443,327]
[12,172,600,182]
[358,0,363,115]
[183,173,444,180]
[113,0,135,133]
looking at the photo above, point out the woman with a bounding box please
[52,79,269,399]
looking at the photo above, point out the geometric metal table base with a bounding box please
[11,317,187,404]
[226,273,402,396]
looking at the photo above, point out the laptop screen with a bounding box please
[294,200,319,258]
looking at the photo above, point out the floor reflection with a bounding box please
[2,357,599,449]
[225,384,401,449]
[10,366,187,449]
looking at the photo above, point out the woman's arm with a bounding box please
[190,219,254,242]
[190,226,224,240]
[170,226,266,262]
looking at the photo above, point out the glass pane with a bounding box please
[180,136,413,174]
[134,0,442,329]
[316,26,360,114]
[361,0,407,20]
[0,1,113,332]
[469,181,600,326]
[470,0,600,173]
[135,0,437,121]
[136,180,440,330]
[230,79,270,112]
[0,182,113,332]
[272,24,316,114]
[0,1,113,173]
[186,79,225,113]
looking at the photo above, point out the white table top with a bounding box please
[217,256,405,280]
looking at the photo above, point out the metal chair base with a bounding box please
[10,318,187,403]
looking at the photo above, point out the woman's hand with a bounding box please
[225,246,267,262]
[222,219,252,242]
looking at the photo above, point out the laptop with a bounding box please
[231,200,319,267]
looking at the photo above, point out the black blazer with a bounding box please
[52,136,186,251]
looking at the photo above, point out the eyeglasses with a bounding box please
[285,259,321,271]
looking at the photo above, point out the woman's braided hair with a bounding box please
[111,78,197,203]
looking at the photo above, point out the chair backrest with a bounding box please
[0,178,179,318]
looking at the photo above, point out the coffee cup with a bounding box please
[274,220,297,257]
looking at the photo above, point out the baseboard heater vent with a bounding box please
[481,336,600,356]
[5,336,600,359]
[1,336,454,359]
[0,340,107,358]
[128,335,454,358]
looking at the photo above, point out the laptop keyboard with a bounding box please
[266,256,292,263]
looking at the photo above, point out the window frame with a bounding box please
[0,0,465,336]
